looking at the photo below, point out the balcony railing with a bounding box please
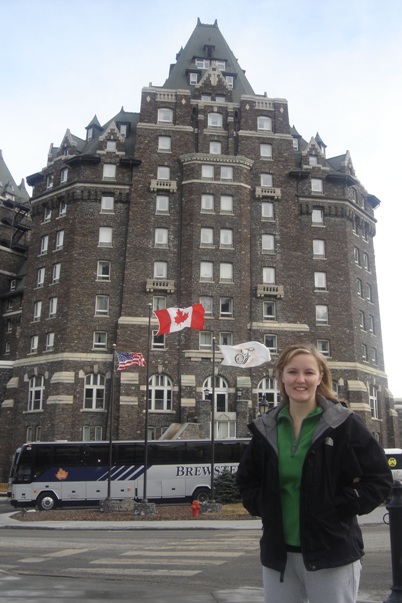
[150,179,177,192]
[146,279,176,293]
[255,186,281,199]
[256,284,284,298]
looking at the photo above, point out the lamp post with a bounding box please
[258,394,270,416]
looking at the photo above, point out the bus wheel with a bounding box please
[192,488,210,504]
[37,493,58,511]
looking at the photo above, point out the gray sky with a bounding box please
[2,0,401,396]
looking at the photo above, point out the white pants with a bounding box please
[263,553,361,603]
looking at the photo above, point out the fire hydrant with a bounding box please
[191,500,201,518]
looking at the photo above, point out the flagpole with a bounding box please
[107,343,117,499]
[211,336,216,502]
[143,303,152,502]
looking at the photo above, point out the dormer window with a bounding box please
[293,138,299,150]
[189,73,198,85]
[119,124,127,137]
[225,76,234,89]
[10,279,16,291]
[87,128,93,141]
[195,58,210,69]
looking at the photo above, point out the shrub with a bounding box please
[214,469,242,503]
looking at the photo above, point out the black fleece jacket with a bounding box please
[236,396,392,574]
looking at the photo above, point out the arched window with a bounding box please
[148,374,173,411]
[28,375,45,411]
[258,377,280,409]
[203,375,228,412]
[84,374,105,410]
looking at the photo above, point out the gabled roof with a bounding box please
[162,19,254,102]
[0,150,30,203]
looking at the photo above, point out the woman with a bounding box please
[236,343,392,603]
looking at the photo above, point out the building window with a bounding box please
[257,116,272,131]
[261,173,273,187]
[354,247,361,266]
[313,239,325,258]
[84,374,105,410]
[220,263,233,283]
[59,200,67,216]
[60,168,68,184]
[43,207,52,222]
[201,93,212,100]
[157,108,173,123]
[37,267,45,288]
[220,297,233,317]
[317,339,330,356]
[46,174,54,189]
[264,335,278,354]
[262,202,274,220]
[210,141,222,154]
[199,331,213,350]
[200,227,214,247]
[220,195,233,213]
[103,163,116,180]
[314,271,327,291]
[263,267,275,284]
[371,348,378,364]
[309,155,318,166]
[216,94,226,102]
[208,113,223,128]
[106,140,116,152]
[312,208,324,224]
[153,296,166,311]
[311,178,323,193]
[48,297,57,318]
[4,341,10,355]
[99,227,112,247]
[368,385,378,418]
[201,165,214,180]
[155,228,169,248]
[260,143,272,158]
[154,261,167,279]
[157,166,170,180]
[368,315,375,333]
[362,344,368,362]
[95,295,109,316]
[262,234,275,253]
[316,305,328,324]
[200,261,213,282]
[6,319,12,333]
[220,229,233,248]
[201,194,214,213]
[33,301,42,322]
[93,331,107,349]
[148,374,172,411]
[101,195,114,213]
[367,283,373,302]
[263,301,276,321]
[219,332,233,345]
[225,76,234,89]
[203,375,229,413]
[55,229,64,250]
[152,331,166,349]
[220,166,233,181]
[258,377,280,408]
[293,138,299,151]
[189,72,198,85]
[45,332,55,351]
[200,296,213,316]
[40,235,49,255]
[356,278,363,297]
[156,195,169,214]
[30,335,39,354]
[363,253,370,272]
[28,375,44,411]
[97,261,111,281]
[52,263,61,284]
[158,136,171,152]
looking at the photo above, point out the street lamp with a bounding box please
[258,394,270,416]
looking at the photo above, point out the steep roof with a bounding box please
[163,19,254,102]
[0,150,30,204]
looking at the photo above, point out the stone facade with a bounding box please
[0,20,397,480]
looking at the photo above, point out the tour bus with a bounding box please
[8,439,250,510]
[384,448,402,482]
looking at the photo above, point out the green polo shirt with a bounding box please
[277,405,322,546]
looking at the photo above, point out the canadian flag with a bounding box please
[154,304,205,335]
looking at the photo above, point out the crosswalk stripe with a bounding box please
[121,550,242,557]
[91,558,225,566]
[72,567,201,577]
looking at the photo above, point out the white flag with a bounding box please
[218,341,271,368]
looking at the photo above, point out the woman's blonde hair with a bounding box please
[275,343,336,403]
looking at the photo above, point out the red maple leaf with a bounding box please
[174,309,189,325]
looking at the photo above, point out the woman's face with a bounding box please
[282,353,322,408]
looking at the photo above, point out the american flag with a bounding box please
[115,351,146,371]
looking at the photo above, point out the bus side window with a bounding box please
[83,445,109,466]
[53,445,82,467]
